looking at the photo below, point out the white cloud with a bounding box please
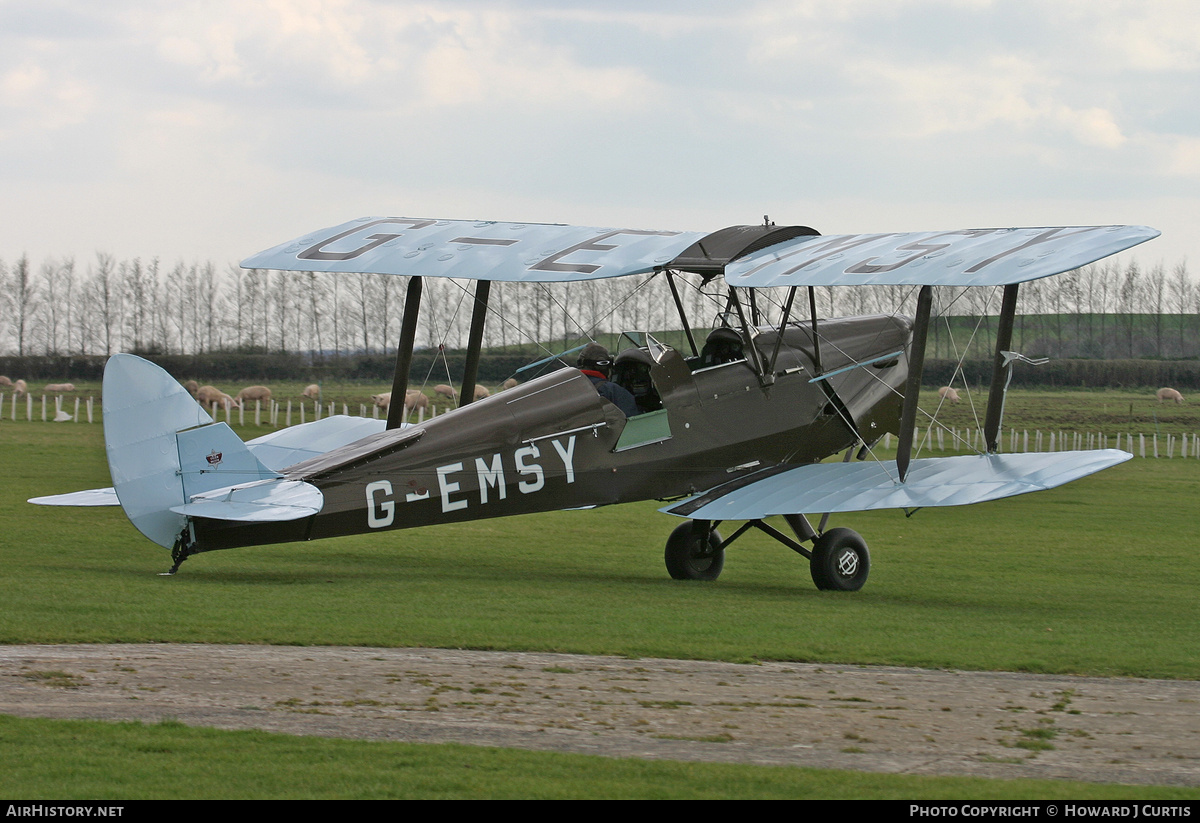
[1055,106,1126,149]
[0,61,92,136]
[0,0,1195,269]
[1085,0,1200,72]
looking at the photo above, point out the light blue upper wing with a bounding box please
[725,225,1159,288]
[241,217,706,283]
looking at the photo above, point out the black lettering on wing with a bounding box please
[530,230,679,275]
[964,227,1096,273]
[299,218,437,261]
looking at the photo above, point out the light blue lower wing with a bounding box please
[662,450,1131,520]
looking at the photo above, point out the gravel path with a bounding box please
[2,644,1198,787]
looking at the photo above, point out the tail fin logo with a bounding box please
[206,450,223,466]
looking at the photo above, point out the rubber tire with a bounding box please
[809,527,870,591]
[664,523,725,581]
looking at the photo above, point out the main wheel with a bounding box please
[664,523,725,581]
[809,528,870,591]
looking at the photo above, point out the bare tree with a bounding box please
[39,259,64,354]
[1118,260,1142,358]
[121,258,153,351]
[302,272,325,355]
[6,256,40,355]
[1145,262,1167,358]
[1170,259,1192,357]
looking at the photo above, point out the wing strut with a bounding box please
[727,286,768,382]
[766,286,799,376]
[983,284,1019,453]
[807,287,823,374]
[386,276,423,430]
[459,279,492,407]
[896,285,933,482]
[665,272,699,357]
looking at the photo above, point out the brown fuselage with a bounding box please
[191,315,911,552]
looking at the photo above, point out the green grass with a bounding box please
[6,420,1200,678]
[5,397,1200,798]
[1,715,1193,800]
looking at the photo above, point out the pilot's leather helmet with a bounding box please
[578,342,613,375]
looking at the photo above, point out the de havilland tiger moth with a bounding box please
[31,217,1159,590]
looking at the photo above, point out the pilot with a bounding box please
[698,327,745,368]
[577,342,640,417]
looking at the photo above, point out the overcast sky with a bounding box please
[1,0,1195,275]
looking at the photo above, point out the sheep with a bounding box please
[373,391,428,411]
[183,380,199,397]
[13,379,27,397]
[938,386,961,404]
[196,385,239,409]
[43,383,75,393]
[474,384,490,400]
[406,390,429,412]
[236,385,272,405]
[1157,387,1184,404]
[0,376,12,387]
[501,378,519,391]
[370,390,428,413]
[302,384,321,400]
[434,384,457,400]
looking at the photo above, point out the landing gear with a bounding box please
[661,517,870,591]
[664,522,724,580]
[809,527,870,591]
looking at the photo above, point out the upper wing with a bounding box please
[242,218,1158,286]
[241,217,706,283]
[662,450,1131,520]
[725,225,1159,288]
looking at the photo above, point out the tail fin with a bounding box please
[103,354,280,548]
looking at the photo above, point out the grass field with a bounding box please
[3,716,1195,801]
[3,392,1200,798]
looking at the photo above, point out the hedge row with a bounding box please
[921,359,1200,390]
[4,353,1200,390]
[0,351,557,386]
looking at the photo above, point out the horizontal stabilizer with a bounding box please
[170,478,323,522]
[725,226,1159,288]
[27,411,387,510]
[663,450,1131,520]
[29,488,119,507]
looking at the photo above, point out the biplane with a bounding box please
[32,217,1159,589]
